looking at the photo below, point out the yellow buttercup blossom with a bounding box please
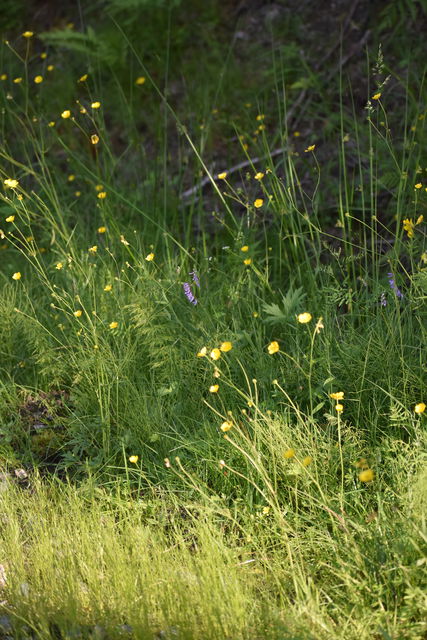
[240,245,249,252]
[4,179,19,188]
[243,258,252,265]
[80,107,87,114]
[95,184,104,191]
[197,346,207,357]
[220,420,232,432]
[48,121,55,127]
[372,92,381,100]
[254,198,263,208]
[78,74,88,82]
[256,114,265,121]
[135,76,146,85]
[210,348,221,361]
[297,312,312,323]
[47,65,54,71]
[97,226,106,233]
[304,144,316,152]
[329,391,344,401]
[73,310,82,318]
[34,75,43,84]
[97,192,107,199]
[5,215,15,222]
[283,448,295,459]
[88,245,97,254]
[68,174,75,182]
[219,341,232,352]
[13,77,22,84]
[209,384,219,393]
[254,172,264,180]
[302,456,312,467]
[414,402,426,414]
[55,262,63,270]
[0,74,7,80]
[267,341,279,354]
[109,321,118,329]
[414,183,422,189]
[145,252,154,261]
[359,469,374,482]
[104,284,112,292]
[91,134,99,145]
[129,455,139,463]
[335,403,344,413]
[40,52,47,59]
[217,172,227,180]
[61,110,71,119]
[22,31,34,38]
[12,272,21,280]
[91,101,101,109]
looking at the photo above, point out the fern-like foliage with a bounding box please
[263,286,306,325]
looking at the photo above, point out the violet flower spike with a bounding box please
[183,282,197,305]
[387,273,403,299]
[189,271,200,288]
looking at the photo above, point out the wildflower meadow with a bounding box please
[0,2,426,639]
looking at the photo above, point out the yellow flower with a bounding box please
[145,252,155,261]
[88,245,97,254]
[129,455,139,463]
[73,310,82,318]
[95,184,104,191]
[80,107,87,114]
[262,506,270,515]
[5,215,15,222]
[61,110,71,119]
[4,178,19,188]
[283,448,295,459]
[240,245,249,252]
[253,311,259,317]
[297,312,312,323]
[220,420,232,432]
[12,272,21,280]
[243,258,252,265]
[209,384,219,393]
[302,456,312,467]
[403,218,414,238]
[47,65,54,72]
[40,52,47,59]
[335,403,344,413]
[22,31,34,38]
[97,192,107,199]
[34,75,43,84]
[256,114,265,121]
[359,468,374,482]
[197,346,207,357]
[91,134,99,145]
[68,174,75,182]
[97,226,106,233]
[254,172,264,180]
[0,74,7,80]
[78,74,88,82]
[355,458,369,469]
[372,92,381,100]
[48,121,55,127]
[293,131,300,137]
[13,77,22,84]
[267,341,279,354]
[55,262,63,270]
[74,191,81,197]
[217,172,227,180]
[414,183,422,189]
[414,402,426,414]
[304,144,316,152]
[213,367,220,378]
[219,341,232,352]
[135,76,146,85]
[329,391,344,400]
[109,321,118,329]
[104,284,112,292]
[254,198,263,208]
[210,348,221,361]
[91,101,101,109]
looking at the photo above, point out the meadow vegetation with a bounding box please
[0,1,426,638]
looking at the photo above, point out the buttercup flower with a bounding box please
[135,76,146,85]
[97,192,107,199]
[104,284,112,292]
[220,420,232,432]
[73,310,82,317]
[91,134,99,145]
[302,456,312,467]
[91,101,101,109]
[47,65,54,72]
[414,183,422,189]
[240,245,249,252]
[145,252,154,261]
[372,93,381,100]
[329,391,344,400]
[219,341,232,352]
[129,455,139,463]
[12,272,21,280]
[254,172,264,180]
[78,74,88,82]
[414,402,426,414]
[22,31,34,38]
[267,341,279,354]
[297,312,312,323]
[97,226,106,233]
[61,110,71,119]
[55,262,63,270]
[34,75,43,84]
[209,384,219,393]
[88,245,97,254]
[109,321,118,329]
[304,144,316,152]
[197,346,207,357]
[359,469,374,482]
[283,448,295,459]
[243,258,252,265]
[0,74,7,80]
[335,403,344,413]
[217,172,227,180]
[4,179,19,188]
[13,77,22,84]
[210,348,221,361]
[254,199,263,208]
[5,215,15,222]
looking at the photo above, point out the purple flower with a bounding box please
[189,271,200,288]
[387,273,403,299]
[183,282,197,305]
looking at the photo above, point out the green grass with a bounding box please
[0,3,426,638]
